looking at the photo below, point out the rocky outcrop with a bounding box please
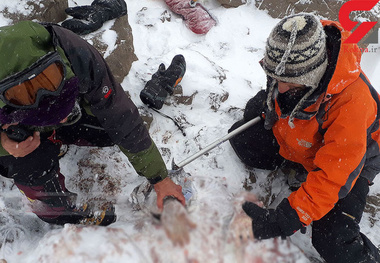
[217,0,247,8]
[85,14,138,84]
[254,0,379,48]
[2,0,68,23]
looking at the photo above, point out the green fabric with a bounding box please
[0,143,9,156]
[0,21,53,80]
[0,21,75,109]
[81,98,95,117]
[57,45,75,80]
[119,140,168,181]
[0,21,77,155]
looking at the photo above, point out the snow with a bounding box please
[0,1,37,18]
[0,0,380,262]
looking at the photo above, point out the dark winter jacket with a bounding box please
[268,20,380,225]
[0,21,167,183]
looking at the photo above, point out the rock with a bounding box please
[217,0,247,8]
[106,15,138,84]
[65,3,138,83]
[254,0,379,49]
[171,85,196,106]
[2,0,68,24]
[2,0,137,84]
[365,194,380,219]
[255,0,343,21]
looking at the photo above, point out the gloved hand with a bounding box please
[61,0,128,35]
[140,55,186,110]
[154,177,186,210]
[140,63,169,110]
[243,89,267,122]
[242,198,304,240]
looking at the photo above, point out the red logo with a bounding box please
[102,86,112,98]
[339,0,379,44]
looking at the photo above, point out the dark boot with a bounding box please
[43,202,117,226]
[77,204,117,226]
[16,171,116,226]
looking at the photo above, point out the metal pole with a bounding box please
[172,116,261,170]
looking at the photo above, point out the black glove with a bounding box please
[242,198,304,240]
[61,0,127,35]
[3,124,33,142]
[140,55,186,110]
[243,89,267,122]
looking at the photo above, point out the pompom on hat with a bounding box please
[262,13,328,128]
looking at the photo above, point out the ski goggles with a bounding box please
[0,51,66,109]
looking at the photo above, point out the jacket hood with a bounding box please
[321,20,362,95]
[0,21,54,80]
[0,21,75,110]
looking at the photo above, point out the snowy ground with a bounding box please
[0,0,380,262]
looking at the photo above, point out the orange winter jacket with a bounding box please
[270,20,380,226]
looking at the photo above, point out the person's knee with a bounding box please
[313,216,360,247]
[312,211,368,262]
[229,119,283,169]
[313,228,376,263]
[5,140,60,184]
[228,119,245,134]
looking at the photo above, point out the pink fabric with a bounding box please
[165,0,216,34]
[15,173,67,219]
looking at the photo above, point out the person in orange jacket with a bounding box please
[229,13,380,262]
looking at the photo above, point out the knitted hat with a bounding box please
[262,13,328,128]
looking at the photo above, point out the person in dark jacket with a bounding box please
[0,20,185,226]
[229,13,380,262]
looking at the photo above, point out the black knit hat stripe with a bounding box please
[265,46,327,78]
[266,31,326,65]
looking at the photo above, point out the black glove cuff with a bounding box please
[276,199,303,236]
[147,176,164,185]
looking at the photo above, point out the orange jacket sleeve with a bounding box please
[288,79,377,225]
